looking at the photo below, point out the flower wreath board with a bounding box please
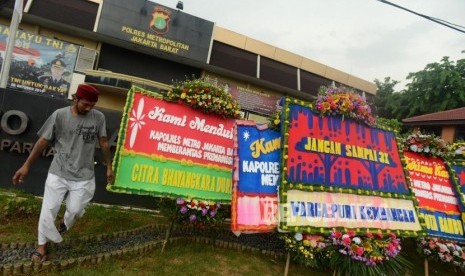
[450,160,465,208]
[404,152,465,242]
[231,120,281,233]
[107,86,234,202]
[278,96,423,236]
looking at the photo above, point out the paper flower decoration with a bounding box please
[315,86,376,126]
[167,78,242,119]
[417,237,465,269]
[175,197,223,225]
[281,233,329,269]
[401,132,451,159]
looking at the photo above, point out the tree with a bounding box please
[402,56,465,118]
[374,55,465,121]
[373,77,400,119]
[373,78,407,134]
[376,117,405,134]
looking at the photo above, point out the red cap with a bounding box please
[76,84,99,102]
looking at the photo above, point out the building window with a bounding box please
[29,0,98,31]
[300,70,331,97]
[260,57,297,90]
[455,127,465,141]
[419,126,442,137]
[209,42,257,78]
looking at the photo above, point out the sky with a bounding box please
[151,0,465,91]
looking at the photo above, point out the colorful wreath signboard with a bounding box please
[231,120,281,232]
[451,161,465,205]
[108,87,234,201]
[278,97,422,235]
[405,151,465,242]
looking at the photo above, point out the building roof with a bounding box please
[213,26,377,95]
[402,107,465,124]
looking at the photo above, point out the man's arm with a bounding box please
[99,136,114,184]
[12,137,49,185]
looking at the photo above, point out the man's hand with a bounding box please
[12,137,49,185]
[12,166,29,185]
[107,166,115,184]
[99,136,114,184]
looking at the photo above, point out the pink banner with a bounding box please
[123,92,235,169]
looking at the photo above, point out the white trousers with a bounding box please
[38,173,95,245]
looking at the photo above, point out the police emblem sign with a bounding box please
[97,0,214,63]
[150,6,171,35]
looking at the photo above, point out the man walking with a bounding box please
[12,83,114,263]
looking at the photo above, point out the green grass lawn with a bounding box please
[0,189,162,244]
[49,243,327,276]
[46,242,459,276]
[0,189,460,275]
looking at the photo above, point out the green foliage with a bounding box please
[268,110,281,131]
[326,230,410,275]
[375,117,404,133]
[374,55,465,120]
[373,77,400,119]
[154,197,178,219]
[281,233,329,269]
[451,141,465,160]
[404,57,465,118]
[0,194,41,222]
[389,91,410,121]
[330,251,412,276]
[281,230,412,275]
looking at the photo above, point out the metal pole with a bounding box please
[424,258,429,276]
[0,3,21,88]
[284,252,290,276]
[161,217,175,253]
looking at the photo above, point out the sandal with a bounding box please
[58,222,67,234]
[31,251,47,264]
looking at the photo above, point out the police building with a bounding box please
[0,0,376,207]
